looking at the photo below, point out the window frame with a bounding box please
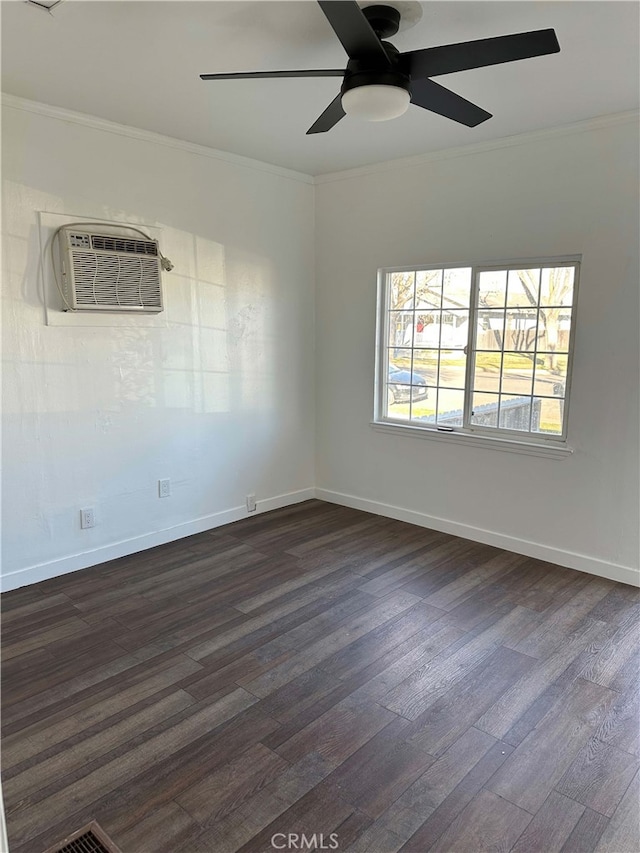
[374,256,581,453]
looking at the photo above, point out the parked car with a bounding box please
[388,365,428,404]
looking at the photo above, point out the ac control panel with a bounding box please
[68,232,91,248]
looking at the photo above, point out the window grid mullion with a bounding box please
[497,302,506,428]
[463,267,480,431]
[409,273,417,421]
[528,269,543,432]
[381,273,390,420]
[434,269,444,425]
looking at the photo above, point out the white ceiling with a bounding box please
[2,0,638,175]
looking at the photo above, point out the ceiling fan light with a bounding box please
[341,84,410,122]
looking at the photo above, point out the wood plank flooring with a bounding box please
[2,500,639,853]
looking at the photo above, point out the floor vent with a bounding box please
[43,821,121,853]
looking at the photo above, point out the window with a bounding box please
[376,258,579,447]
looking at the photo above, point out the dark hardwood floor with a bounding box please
[2,500,639,853]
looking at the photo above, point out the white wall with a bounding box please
[1,101,316,590]
[315,118,640,584]
[3,102,638,592]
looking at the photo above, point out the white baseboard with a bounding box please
[0,488,315,592]
[316,488,640,588]
[4,485,638,591]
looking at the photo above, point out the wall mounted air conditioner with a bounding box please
[56,227,164,313]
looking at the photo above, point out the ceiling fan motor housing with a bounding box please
[341,43,410,99]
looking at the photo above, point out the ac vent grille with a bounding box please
[70,251,162,309]
[58,226,164,313]
[91,235,158,256]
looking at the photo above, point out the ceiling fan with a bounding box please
[200,1,560,134]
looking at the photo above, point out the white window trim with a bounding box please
[370,420,573,459]
[373,255,581,459]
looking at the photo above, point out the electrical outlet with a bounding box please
[80,507,95,529]
[158,479,171,498]
[246,494,256,513]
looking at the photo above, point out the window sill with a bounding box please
[370,420,573,459]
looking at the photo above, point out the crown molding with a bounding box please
[3,93,637,187]
[1,93,315,185]
[314,110,640,184]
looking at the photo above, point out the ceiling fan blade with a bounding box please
[410,78,492,127]
[200,69,345,81]
[306,93,346,134]
[404,29,560,78]
[317,0,390,64]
